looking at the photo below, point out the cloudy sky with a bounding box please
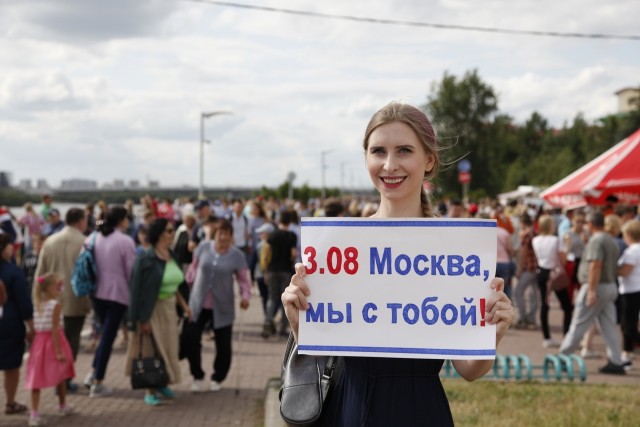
[1,0,639,191]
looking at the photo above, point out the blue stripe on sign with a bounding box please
[297,345,495,357]
[301,220,495,228]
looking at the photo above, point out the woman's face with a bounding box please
[214,228,232,250]
[159,224,175,247]
[366,121,435,205]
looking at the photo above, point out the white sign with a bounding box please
[298,217,497,360]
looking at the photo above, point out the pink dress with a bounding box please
[24,300,75,390]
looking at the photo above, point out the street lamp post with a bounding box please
[199,111,232,199]
[320,150,332,200]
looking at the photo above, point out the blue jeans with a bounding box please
[496,262,514,299]
[91,297,127,381]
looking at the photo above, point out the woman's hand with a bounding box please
[140,321,152,334]
[240,298,250,310]
[55,352,66,362]
[484,277,514,345]
[183,307,193,322]
[281,263,310,341]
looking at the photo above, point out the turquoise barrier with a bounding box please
[441,354,587,382]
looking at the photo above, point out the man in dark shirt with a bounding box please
[262,210,297,338]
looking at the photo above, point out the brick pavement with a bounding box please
[2,292,638,427]
[1,292,286,427]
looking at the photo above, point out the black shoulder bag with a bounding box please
[279,333,343,427]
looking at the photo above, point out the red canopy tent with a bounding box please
[541,128,640,209]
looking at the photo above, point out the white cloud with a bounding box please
[1,0,639,190]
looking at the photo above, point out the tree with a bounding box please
[424,69,500,196]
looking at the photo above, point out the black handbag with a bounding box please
[279,333,342,427]
[131,333,169,390]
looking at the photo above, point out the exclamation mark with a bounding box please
[480,298,486,327]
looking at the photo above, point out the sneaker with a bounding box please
[28,415,43,426]
[622,359,632,371]
[83,371,94,389]
[261,321,273,339]
[580,348,601,359]
[526,321,538,330]
[155,386,175,399]
[66,381,79,393]
[57,405,74,417]
[190,380,205,393]
[599,362,626,375]
[513,320,528,330]
[89,383,113,398]
[209,380,221,392]
[543,339,560,348]
[144,393,161,406]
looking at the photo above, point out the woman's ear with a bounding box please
[425,153,436,174]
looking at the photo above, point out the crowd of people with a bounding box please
[1,175,639,424]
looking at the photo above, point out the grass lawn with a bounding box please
[443,379,640,426]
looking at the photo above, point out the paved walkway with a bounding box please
[1,292,638,427]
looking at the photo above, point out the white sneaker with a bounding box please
[190,380,204,393]
[83,371,94,389]
[209,380,221,392]
[89,383,112,398]
[580,348,601,359]
[543,339,559,348]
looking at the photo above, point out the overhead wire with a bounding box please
[184,0,640,41]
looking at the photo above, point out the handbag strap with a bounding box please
[138,332,161,359]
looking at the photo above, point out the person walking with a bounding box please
[84,207,136,397]
[186,219,251,392]
[617,219,640,370]
[33,208,90,390]
[514,213,539,330]
[24,273,76,426]
[0,234,34,417]
[559,212,625,375]
[127,218,191,405]
[262,210,297,338]
[281,102,513,426]
[532,214,573,348]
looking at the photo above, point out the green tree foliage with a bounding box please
[424,71,639,197]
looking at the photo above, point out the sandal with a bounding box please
[5,401,28,415]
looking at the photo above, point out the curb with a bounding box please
[264,378,286,427]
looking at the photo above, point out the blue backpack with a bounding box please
[71,232,98,297]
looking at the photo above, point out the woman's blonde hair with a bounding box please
[604,214,622,236]
[33,272,62,313]
[363,102,439,218]
[537,214,556,235]
[622,219,640,242]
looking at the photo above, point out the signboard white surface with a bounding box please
[297,217,497,360]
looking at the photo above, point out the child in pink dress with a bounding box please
[24,273,75,426]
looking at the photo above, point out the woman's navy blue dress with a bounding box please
[322,356,454,427]
[0,260,33,370]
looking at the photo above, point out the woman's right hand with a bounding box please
[140,321,152,334]
[281,262,310,341]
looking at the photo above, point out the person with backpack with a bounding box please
[83,207,136,398]
[33,208,90,391]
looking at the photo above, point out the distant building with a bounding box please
[129,180,140,188]
[60,178,98,190]
[18,179,33,191]
[615,87,640,114]
[36,179,50,191]
[0,171,11,188]
[113,179,125,189]
[148,180,160,188]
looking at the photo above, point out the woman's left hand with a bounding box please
[240,298,249,310]
[183,307,193,322]
[485,277,514,344]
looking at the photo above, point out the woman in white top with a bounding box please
[532,214,573,348]
[618,220,640,368]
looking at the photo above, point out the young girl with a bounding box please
[25,273,75,426]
